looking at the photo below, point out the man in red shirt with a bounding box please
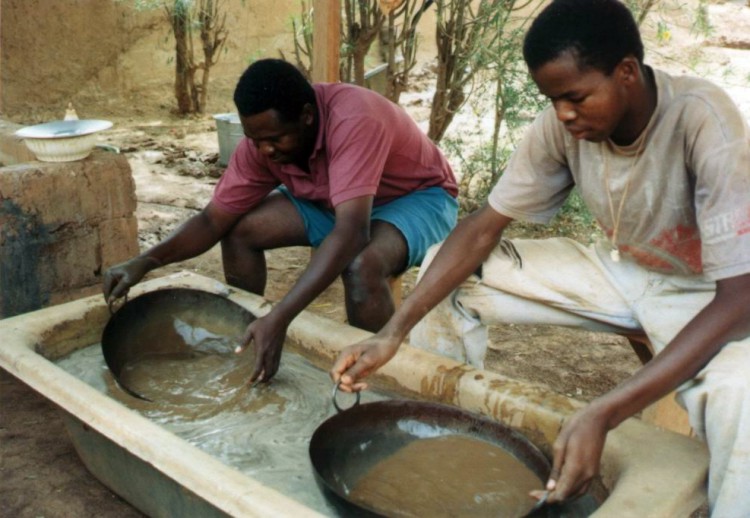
[103,58,458,384]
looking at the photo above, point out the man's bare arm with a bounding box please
[332,204,513,390]
[547,272,750,502]
[103,201,243,300]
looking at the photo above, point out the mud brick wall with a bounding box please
[0,148,139,317]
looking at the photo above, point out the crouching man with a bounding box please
[104,59,458,384]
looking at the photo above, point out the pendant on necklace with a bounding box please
[610,247,621,262]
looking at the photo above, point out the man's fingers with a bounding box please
[337,372,369,393]
[102,273,114,300]
[332,351,371,393]
[549,470,573,502]
[339,358,374,387]
[250,352,264,382]
[547,466,560,488]
[330,351,359,381]
[250,368,265,384]
[235,325,254,354]
[250,343,278,384]
[332,341,393,392]
[266,349,282,380]
[549,459,594,503]
[571,480,592,500]
[545,438,566,502]
[109,279,130,301]
[550,439,565,484]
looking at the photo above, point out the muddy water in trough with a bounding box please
[58,343,567,517]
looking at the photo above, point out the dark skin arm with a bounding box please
[238,195,376,382]
[331,204,513,391]
[103,201,242,301]
[540,272,750,503]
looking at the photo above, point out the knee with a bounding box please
[680,342,750,432]
[220,216,261,252]
[702,370,750,430]
[342,252,387,299]
[704,342,750,395]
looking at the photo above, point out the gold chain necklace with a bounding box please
[602,129,649,262]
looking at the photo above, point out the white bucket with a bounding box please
[213,113,244,166]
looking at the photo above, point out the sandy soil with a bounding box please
[2,1,749,516]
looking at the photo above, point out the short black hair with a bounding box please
[523,0,644,74]
[233,59,316,122]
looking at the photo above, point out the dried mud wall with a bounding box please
[0,0,299,121]
[0,148,139,317]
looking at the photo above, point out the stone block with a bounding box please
[98,216,140,269]
[45,229,102,289]
[0,151,136,225]
[0,148,138,318]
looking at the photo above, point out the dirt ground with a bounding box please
[2,2,750,516]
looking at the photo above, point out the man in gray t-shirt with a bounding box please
[331,0,750,515]
[489,68,749,280]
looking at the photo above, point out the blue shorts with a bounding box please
[279,187,458,269]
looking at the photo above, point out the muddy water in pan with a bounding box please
[349,434,542,517]
[57,344,386,514]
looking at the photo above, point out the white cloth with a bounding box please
[410,238,750,517]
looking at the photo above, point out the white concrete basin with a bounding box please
[0,272,708,517]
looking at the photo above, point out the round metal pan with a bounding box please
[101,288,255,401]
[310,397,558,517]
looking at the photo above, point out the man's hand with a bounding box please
[330,335,402,392]
[236,312,290,383]
[534,404,609,504]
[102,256,161,302]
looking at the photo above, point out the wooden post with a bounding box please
[311,0,341,83]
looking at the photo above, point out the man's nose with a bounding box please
[553,100,576,122]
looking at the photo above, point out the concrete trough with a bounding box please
[0,272,708,517]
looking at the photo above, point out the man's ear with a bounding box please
[301,103,315,126]
[615,56,641,86]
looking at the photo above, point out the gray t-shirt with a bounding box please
[488,67,750,280]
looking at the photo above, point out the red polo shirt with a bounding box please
[212,83,457,213]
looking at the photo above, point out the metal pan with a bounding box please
[309,389,559,517]
[101,288,255,401]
